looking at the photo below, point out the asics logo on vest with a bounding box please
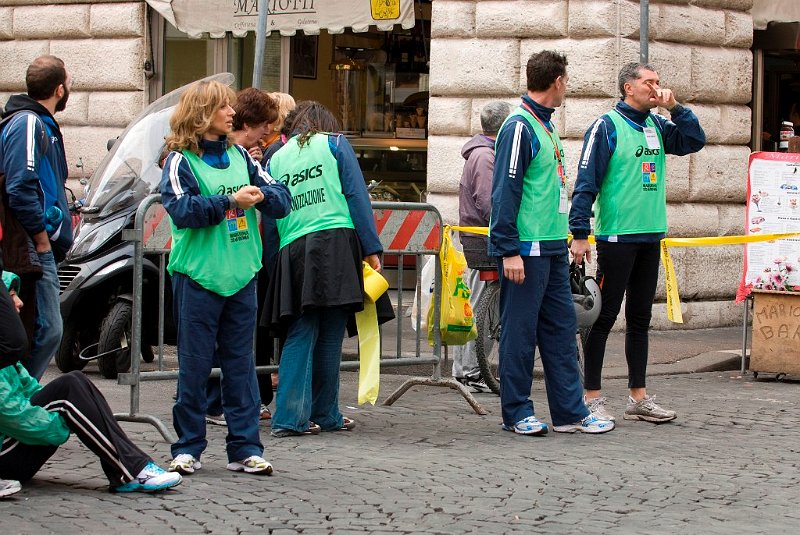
[279,164,324,187]
[216,183,249,195]
[635,146,661,157]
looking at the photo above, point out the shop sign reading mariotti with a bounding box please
[147,0,416,37]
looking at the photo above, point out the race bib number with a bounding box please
[643,127,660,150]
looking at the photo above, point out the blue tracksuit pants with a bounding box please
[498,254,589,427]
[170,273,263,462]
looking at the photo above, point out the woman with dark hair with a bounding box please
[160,80,290,475]
[262,101,382,437]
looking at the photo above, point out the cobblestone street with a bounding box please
[2,368,798,534]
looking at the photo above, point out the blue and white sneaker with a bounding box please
[553,414,615,434]
[113,462,182,493]
[502,415,549,435]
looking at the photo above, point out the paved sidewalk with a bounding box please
[3,356,797,534]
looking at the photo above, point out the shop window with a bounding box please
[163,25,214,94]
[230,33,283,92]
[162,25,283,95]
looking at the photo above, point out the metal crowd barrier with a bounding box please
[371,201,488,414]
[115,195,487,443]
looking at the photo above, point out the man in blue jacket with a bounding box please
[0,55,74,380]
[490,50,614,436]
[569,63,706,423]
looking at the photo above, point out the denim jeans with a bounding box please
[23,251,63,380]
[497,254,589,427]
[170,273,262,463]
[271,308,348,433]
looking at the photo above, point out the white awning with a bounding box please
[146,0,416,38]
[752,0,800,30]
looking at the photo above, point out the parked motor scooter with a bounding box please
[56,73,235,379]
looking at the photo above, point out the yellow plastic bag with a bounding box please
[428,227,478,346]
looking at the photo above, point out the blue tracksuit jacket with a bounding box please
[568,100,706,242]
[0,95,73,261]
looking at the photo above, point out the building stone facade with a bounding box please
[1,0,756,330]
[426,0,755,330]
[0,0,147,184]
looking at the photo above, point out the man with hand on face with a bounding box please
[490,51,614,437]
[569,63,705,424]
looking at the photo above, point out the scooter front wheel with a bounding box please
[55,320,89,373]
[97,300,133,379]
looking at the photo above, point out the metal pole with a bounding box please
[640,0,649,63]
[252,0,269,89]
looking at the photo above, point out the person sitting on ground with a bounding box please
[0,247,181,493]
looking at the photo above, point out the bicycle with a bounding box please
[472,262,598,396]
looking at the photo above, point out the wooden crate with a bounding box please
[750,291,800,375]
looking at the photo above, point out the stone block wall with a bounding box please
[0,1,146,183]
[427,0,755,330]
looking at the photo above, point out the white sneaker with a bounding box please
[0,479,21,498]
[205,413,227,426]
[169,453,202,475]
[227,455,273,475]
[624,395,677,423]
[585,396,615,421]
[553,414,615,434]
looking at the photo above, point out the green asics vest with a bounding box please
[594,111,667,236]
[504,107,568,241]
[269,133,354,249]
[167,146,262,296]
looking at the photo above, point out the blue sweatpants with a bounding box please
[498,254,589,427]
[170,273,263,463]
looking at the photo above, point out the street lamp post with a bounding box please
[252,0,269,89]
[640,0,649,63]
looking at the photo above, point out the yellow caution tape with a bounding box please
[449,225,488,236]
[356,263,389,405]
[446,226,800,324]
[355,301,381,405]
[660,232,800,323]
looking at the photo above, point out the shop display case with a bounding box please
[350,137,427,202]
[331,44,429,140]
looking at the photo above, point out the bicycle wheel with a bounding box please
[475,281,501,395]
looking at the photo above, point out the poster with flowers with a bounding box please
[741,152,800,295]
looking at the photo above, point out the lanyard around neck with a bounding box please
[520,102,565,186]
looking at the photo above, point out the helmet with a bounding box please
[570,262,601,329]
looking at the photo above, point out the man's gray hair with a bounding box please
[480,101,513,136]
[618,62,657,99]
